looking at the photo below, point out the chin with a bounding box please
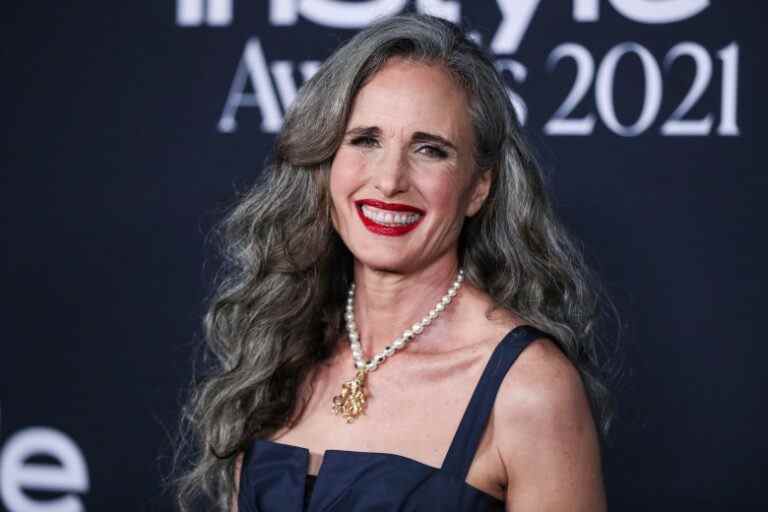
[349,245,415,275]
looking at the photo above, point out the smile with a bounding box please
[360,205,421,225]
[354,199,424,236]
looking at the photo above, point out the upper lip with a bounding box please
[354,199,425,214]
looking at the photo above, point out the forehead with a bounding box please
[346,58,473,143]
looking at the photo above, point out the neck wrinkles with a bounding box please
[350,256,461,356]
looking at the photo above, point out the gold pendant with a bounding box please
[331,369,367,423]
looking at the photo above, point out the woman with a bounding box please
[175,13,611,512]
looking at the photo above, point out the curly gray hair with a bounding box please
[172,13,615,511]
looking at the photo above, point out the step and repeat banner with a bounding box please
[1,1,763,511]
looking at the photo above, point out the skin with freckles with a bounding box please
[232,58,605,511]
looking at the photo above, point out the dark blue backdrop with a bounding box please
[1,2,764,510]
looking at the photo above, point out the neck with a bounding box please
[349,256,461,357]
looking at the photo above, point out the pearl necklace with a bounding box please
[331,269,464,423]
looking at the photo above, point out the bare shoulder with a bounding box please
[492,336,606,510]
[497,336,590,424]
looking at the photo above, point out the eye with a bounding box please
[417,145,448,159]
[349,136,379,148]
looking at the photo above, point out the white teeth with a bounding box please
[360,205,422,226]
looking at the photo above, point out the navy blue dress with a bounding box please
[238,325,550,511]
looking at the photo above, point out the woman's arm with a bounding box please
[495,338,606,511]
[230,452,244,512]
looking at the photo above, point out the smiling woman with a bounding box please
[331,58,489,275]
[173,13,612,512]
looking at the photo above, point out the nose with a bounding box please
[373,147,410,197]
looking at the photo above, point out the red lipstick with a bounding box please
[354,199,425,236]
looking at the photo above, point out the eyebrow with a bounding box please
[412,131,457,151]
[345,126,380,138]
[345,126,457,150]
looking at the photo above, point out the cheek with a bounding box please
[422,174,469,218]
[328,172,342,231]
[330,150,364,195]
[329,151,363,227]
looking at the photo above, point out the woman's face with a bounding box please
[329,58,490,275]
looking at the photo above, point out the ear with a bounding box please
[465,169,492,217]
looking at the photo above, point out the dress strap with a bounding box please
[440,325,552,480]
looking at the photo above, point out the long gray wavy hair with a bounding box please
[172,12,616,511]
